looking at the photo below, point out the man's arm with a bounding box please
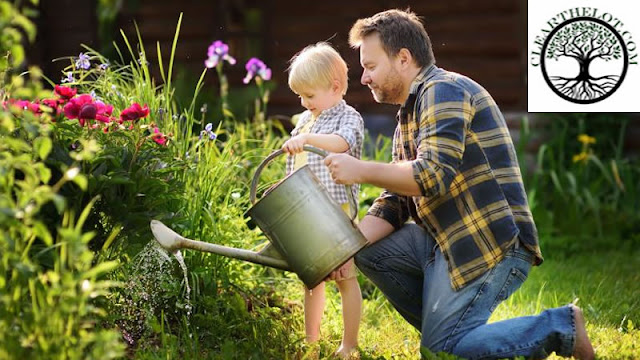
[324,155,421,196]
[359,160,421,196]
[325,81,473,198]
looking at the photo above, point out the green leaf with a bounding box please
[76,195,100,231]
[223,107,235,119]
[72,174,88,191]
[9,44,25,66]
[82,261,119,279]
[52,194,66,213]
[11,12,36,42]
[101,225,122,251]
[32,220,53,246]
[34,136,52,160]
[36,163,51,183]
[104,175,133,185]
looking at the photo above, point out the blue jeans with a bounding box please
[354,224,576,359]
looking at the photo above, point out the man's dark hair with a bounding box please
[349,8,435,68]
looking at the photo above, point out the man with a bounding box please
[324,9,594,359]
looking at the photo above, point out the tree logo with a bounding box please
[541,17,628,104]
[530,7,638,110]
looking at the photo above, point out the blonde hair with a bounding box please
[288,42,348,95]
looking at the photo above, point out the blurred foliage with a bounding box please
[517,114,640,257]
[0,0,37,71]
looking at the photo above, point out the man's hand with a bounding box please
[324,153,364,185]
[282,134,308,154]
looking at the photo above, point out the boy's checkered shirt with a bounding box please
[286,100,364,205]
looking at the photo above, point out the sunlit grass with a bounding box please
[281,248,640,359]
[492,249,640,359]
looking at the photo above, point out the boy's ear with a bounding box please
[332,79,342,94]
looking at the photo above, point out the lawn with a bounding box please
[281,247,640,359]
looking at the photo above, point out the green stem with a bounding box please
[128,131,145,173]
[216,64,231,121]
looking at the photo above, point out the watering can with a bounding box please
[150,145,368,288]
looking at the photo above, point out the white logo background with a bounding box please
[528,1,639,112]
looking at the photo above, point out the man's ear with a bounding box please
[397,48,413,69]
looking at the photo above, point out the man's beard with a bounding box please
[370,68,403,105]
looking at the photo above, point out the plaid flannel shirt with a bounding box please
[286,100,364,205]
[368,65,543,290]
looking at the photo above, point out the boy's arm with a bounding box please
[304,133,349,153]
[283,110,364,155]
[282,133,348,154]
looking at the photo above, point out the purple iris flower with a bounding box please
[200,123,217,140]
[75,52,91,70]
[61,72,76,83]
[243,57,271,84]
[204,40,236,68]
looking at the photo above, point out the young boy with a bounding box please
[282,42,364,358]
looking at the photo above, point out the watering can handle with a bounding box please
[249,145,359,221]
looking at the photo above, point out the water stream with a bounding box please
[173,249,192,317]
[116,240,192,345]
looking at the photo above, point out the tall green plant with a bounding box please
[0,105,124,359]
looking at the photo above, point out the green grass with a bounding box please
[492,249,640,359]
[272,247,640,359]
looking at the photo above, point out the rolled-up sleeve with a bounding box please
[367,190,410,229]
[411,81,474,198]
[366,128,410,228]
[333,110,364,153]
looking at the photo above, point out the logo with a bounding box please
[529,5,638,111]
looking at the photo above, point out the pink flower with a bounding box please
[10,99,41,113]
[95,101,114,123]
[54,85,77,101]
[42,99,59,109]
[120,103,149,122]
[63,94,114,127]
[41,98,61,118]
[151,127,168,146]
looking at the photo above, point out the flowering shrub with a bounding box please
[2,13,294,356]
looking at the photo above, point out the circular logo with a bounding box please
[541,17,628,104]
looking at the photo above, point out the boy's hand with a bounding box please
[282,134,308,154]
[326,258,355,281]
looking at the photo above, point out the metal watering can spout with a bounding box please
[150,220,291,271]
